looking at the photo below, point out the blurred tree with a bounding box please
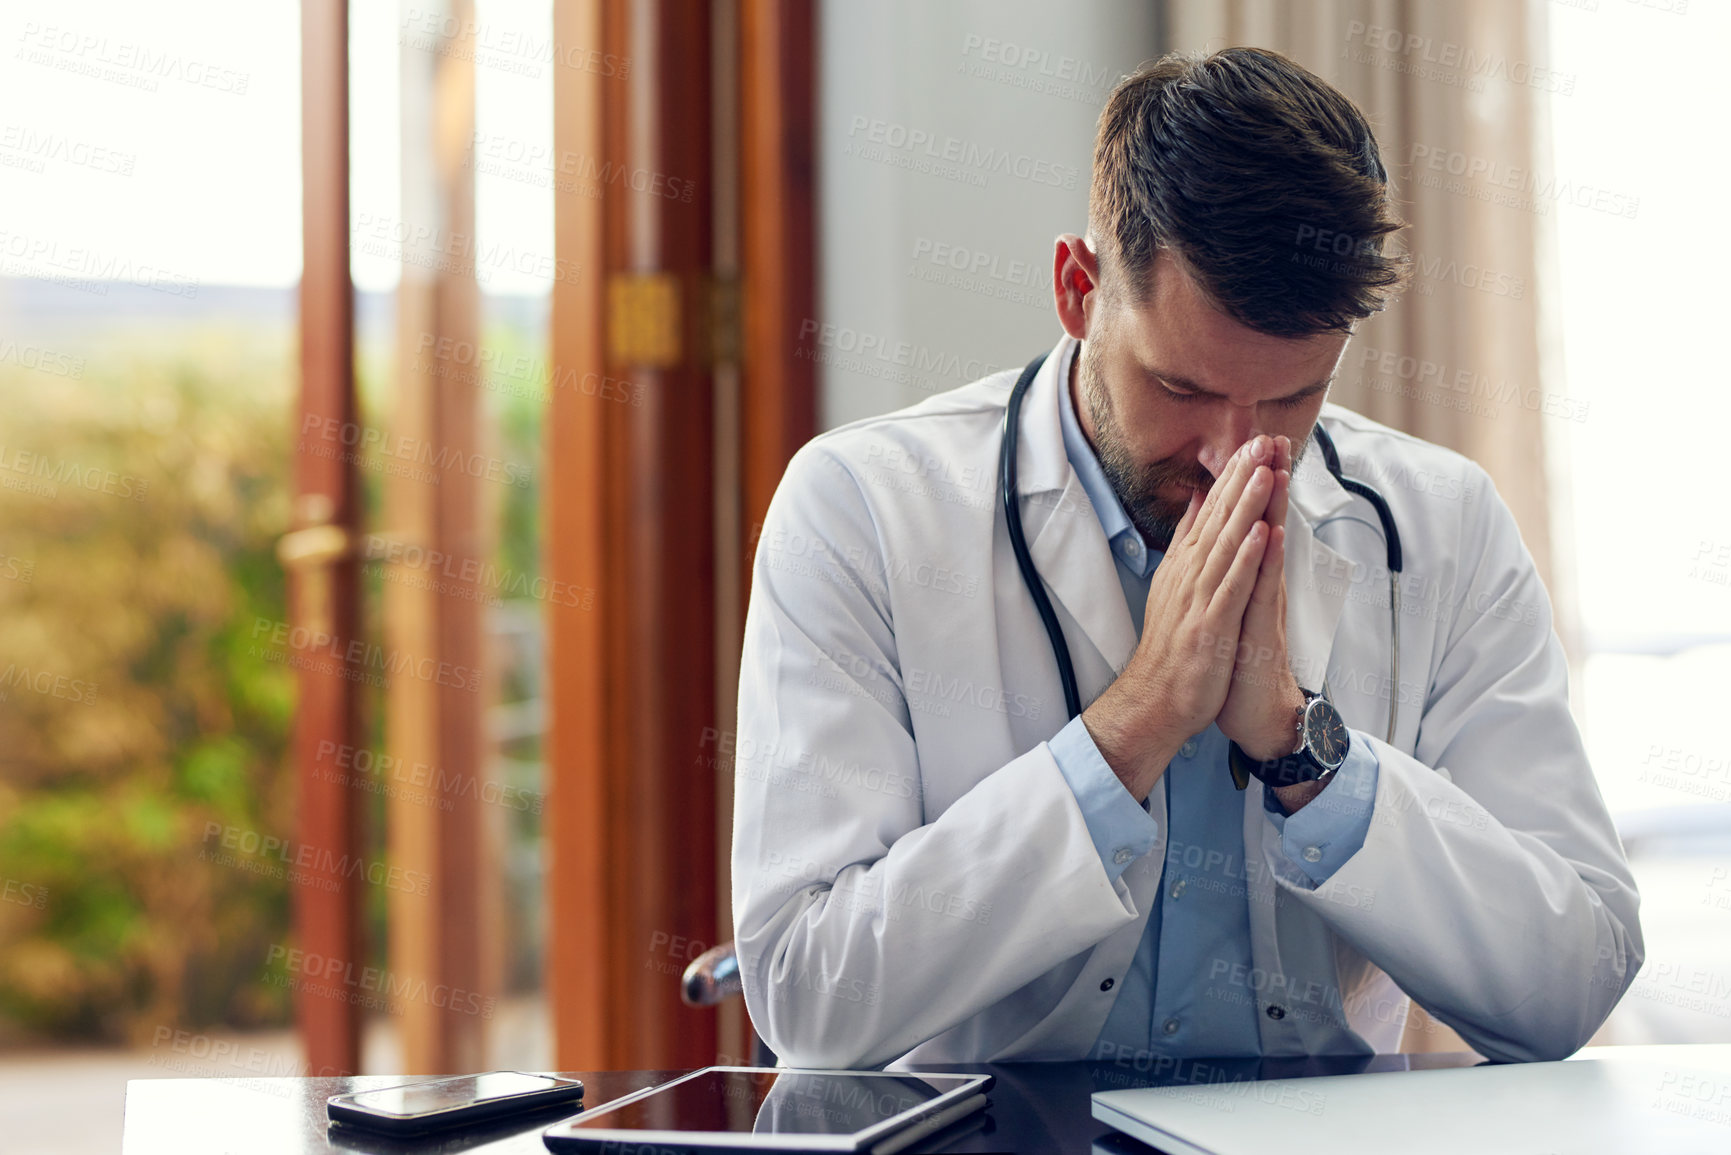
[0,326,297,1042]
[0,312,545,1046]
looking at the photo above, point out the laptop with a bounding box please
[1093,1057,1731,1154]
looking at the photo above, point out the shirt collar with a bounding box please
[1056,340,1157,579]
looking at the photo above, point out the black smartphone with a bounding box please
[327,1071,584,1135]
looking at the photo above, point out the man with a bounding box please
[731,47,1641,1069]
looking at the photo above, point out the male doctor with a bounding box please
[731,47,1642,1069]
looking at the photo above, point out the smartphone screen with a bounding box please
[346,1072,566,1118]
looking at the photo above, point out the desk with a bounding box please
[122,1045,1731,1154]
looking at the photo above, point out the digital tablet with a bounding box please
[542,1066,993,1153]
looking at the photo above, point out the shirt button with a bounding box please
[1179,739,1199,759]
[1126,538,1142,556]
[1169,878,1186,900]
[1302,846,1323,863]
[1266,1005,1286,1020]
[1113,847,1134,865]
[1162,1017,1180,1035]
[1100,978,1115,992]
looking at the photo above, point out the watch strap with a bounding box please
[1228,738,1333,790]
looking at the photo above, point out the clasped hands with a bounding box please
[1083,434,1321,809]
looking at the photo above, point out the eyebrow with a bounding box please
[1145,366,1335,403]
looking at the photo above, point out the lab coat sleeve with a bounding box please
[731,444,1148,1069]
[1261,463,1643,1062]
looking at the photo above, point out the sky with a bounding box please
[0,0,553,294]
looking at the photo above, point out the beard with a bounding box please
[1076,340,1310,551]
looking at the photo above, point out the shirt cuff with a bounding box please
[1260,729,1379,884]
[1047,714,1160,883]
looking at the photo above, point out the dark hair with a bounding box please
[1089,47,1410,337]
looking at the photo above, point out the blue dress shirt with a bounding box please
[1044,343,1381,1061]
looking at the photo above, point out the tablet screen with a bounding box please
[564,1069,980,1138]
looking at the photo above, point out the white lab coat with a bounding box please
[730,334,1642,1069]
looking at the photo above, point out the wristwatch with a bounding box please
[1227,689,1350,790]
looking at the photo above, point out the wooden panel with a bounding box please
[708,0,746,1068]
[546,0,814,1070]
[734,0,816,1060]
[292,0,365,1078]
[384,0,489,1075]
[548,0,611,1071]
[548,0,720,1070]
[642,0,718,1073]
[739,0,817,606]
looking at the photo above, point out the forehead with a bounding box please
[1105,254,1351,402]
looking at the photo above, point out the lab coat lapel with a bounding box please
[1247,434,1357,1054]
[1282,438,1356,696]
[1026,473,1138,678]
[1014,337,1138,680]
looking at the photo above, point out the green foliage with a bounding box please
[0,323,298,1042]
[0,308,547,1046]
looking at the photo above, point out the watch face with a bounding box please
[1304,698,1350,771]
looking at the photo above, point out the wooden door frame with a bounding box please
[546,0,815,1069]
[290,0,365,1078]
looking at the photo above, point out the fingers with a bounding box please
[1202,436,1270,538]
[1198,460,1273,594]
[1188,435,1273,551]
[1209,518,1267,622]
[1246,523,1285,615]
[1173,488,1204,543]
[1183,440,1244,548]
[1265,447,1291,540]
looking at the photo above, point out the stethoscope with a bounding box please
[999,351,1406,744]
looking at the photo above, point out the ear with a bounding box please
[1053,234,1100,341]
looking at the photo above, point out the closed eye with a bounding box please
[1159,382,1205,403]
[1161,383,1321,408]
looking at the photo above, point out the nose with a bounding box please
[1198,404,1262,479]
